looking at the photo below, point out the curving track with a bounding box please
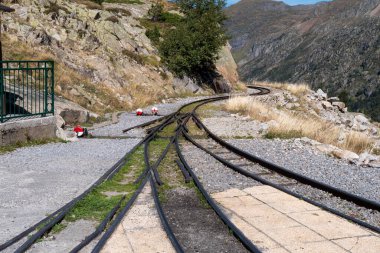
[1,86,379,253]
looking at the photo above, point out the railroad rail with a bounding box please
[1,86,379,253]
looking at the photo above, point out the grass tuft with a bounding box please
[224,96,374,154]
[0,138,66,155]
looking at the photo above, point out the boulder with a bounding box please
[55,115,65,129]
[316,89,327,100]
[368,160,380,168]
[327,97,340,103]
[173,76,202,93]
[354,114,369,125]
[321,101,333,110]
[331,150,359,161]
[59,109,89,124]
[358,152,378,165]
[332,101,346,110]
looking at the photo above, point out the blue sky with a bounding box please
[227,0,330,7]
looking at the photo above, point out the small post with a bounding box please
[0,3,15,122]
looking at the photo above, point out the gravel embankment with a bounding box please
[92,97,211,137]
[0,138,140,244]
[227,138,380,203]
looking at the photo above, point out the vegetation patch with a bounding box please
[105,16,119,23]
[105,7,132,16]
[253,81,310,97]
[75,0,103,9]
[224,96,374,154]
[44,2,70,15]
[66,147,145,221]
[0,138,66,155]
[148,137,208,207]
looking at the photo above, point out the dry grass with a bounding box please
[224,96,374,153]
[1,35,183,114]
[253,80,310,97]
[74,0,103,10]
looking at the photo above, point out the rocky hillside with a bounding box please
[225,0,380,121]
[2,0,238,120]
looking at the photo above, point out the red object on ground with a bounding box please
[151,107,158,115]
[74,125,84,133]
[136,108,143,116]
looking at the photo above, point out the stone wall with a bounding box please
[0,116,56,146]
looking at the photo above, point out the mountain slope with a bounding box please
[225,0,380,121]
[3,0,238,116]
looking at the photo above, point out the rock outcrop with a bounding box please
[2,0,238,122]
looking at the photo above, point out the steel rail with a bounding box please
[6,109,173,252]
[182,130,380,234]
[91,174,151,253]
[0,137,145,251]
[122,113,172,133]
[69,195,126,253]
[2,88,267,252]
[174,130,262,253]
[191,114,380,211]
[150,175,185,253]
[145,137,164,185]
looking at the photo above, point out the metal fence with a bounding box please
[0,61,54,123]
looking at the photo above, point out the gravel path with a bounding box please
[0,138,140,244]
[226,138,380,203]
[92,97,211,137]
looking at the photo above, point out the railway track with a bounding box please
[1,86,379,252]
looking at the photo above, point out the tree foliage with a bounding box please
[159,0,228,80]
[148,1,164,22]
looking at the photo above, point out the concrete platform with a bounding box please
[212,186,380,253]
[102,183,175,253]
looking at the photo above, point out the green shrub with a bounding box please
[148,2,164,22]
[159,0,228,79]
[145,26,161,45]
[106,7,132,16]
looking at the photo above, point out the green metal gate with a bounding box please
[0,61,54,123]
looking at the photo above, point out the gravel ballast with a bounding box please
[0,138,140,244]
[181,142,262,194]
[182,136,380,228]
[227,138,380,203]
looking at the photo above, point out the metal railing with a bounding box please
[0,61,54,123]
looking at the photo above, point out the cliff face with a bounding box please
[225,0,380,121]
[2,0,239,114]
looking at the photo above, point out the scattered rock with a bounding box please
[315,144,338,154]
[327,97,340,103]
[368,160,380,168]
[316,89,327,100]
[332,101,346,110]
[331,150,359,162]
[321,101,333,110]
[354,114,369,125]
[358,152,378,166]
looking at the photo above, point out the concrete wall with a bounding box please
[0,116,56,146]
